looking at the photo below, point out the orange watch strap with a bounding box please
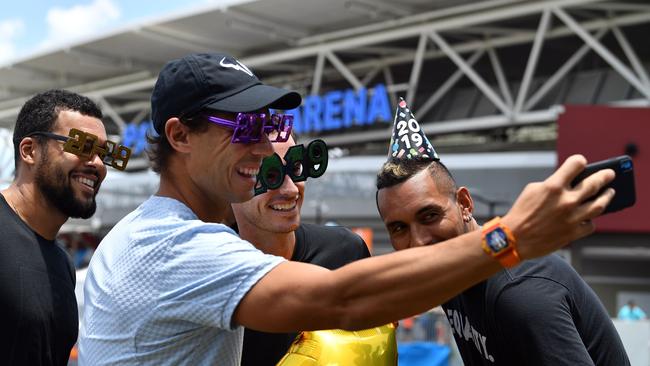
[481,217,520,268]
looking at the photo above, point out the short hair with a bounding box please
[376,157,457,198]
[13,89,103,170]
[145,111,209,174]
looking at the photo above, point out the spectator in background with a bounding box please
[618,300,647,320]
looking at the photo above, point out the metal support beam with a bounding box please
[298,0,536,46]
[255,11,650,95]
[429,31,511,117]
[96,96,126,133]
[611,25,650,88]
[325,51,363,90]
[524,28,608,111]
[416,50,485,118]
[382,66,398,108]
[552,7,650,100]
[145,25,223,49]
[66,48,158,72]
[514,9,552,115]
[581,2,650,13]
[346,0,414,18]
[225,9,309,39]
[133,29,212,52]
[406,33,428,104]
[322,107,563,146]
[247,0,607,66]
[361,65,382,87]
[130,108,150,125]
[486,45,513,108]
[311,52,325,95]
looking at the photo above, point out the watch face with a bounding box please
[487,228,509,253]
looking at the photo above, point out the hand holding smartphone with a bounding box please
[571,155,636,214]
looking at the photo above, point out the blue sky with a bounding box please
[0,0,243,65]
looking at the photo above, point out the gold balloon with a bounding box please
[276,323,397,366]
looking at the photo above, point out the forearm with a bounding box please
[328,230,500,329]
[238,230,501,332]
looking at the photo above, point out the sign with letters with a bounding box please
[121,84,393,155]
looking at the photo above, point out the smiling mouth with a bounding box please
[270,202,297,211]
[237,167,259,179]
[74,176,96,189]
[270,195,299,211]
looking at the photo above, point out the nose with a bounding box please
[409,225,433,248]
[277,173,300,196]
[251,132,274,157]
[84,152,107,178]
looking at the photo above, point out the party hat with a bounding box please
[388,97,439,160]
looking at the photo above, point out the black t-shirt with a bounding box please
[0,195,78,366]
[443,254,630,366]
[241,223,371,366]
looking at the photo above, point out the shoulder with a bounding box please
[295,223,371,266]
[129,196,243,248]
[299,223,367,249]
[488,256,577,310]
[496,254,580,288]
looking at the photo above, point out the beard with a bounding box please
[35,153,98,219]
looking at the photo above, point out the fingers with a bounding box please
[545,154,587,189]
[570,188,615,224]
[572,168,615,203]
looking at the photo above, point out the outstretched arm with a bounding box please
[235,155,615,332]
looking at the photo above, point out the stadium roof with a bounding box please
[1,0,649,145]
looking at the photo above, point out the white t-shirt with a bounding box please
[79,196,284,365]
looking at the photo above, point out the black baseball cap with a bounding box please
[151,52,302,134]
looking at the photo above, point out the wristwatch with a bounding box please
[481,217,520,268]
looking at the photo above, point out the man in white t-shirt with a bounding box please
[79,52,616,365]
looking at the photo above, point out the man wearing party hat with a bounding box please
[376,98,629,365]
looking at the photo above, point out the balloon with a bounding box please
[276,323,397,366]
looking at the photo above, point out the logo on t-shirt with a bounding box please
[446,308,495,363]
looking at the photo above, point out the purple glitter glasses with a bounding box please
[203,113,293,143]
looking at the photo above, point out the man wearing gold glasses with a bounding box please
[0,89,130,366]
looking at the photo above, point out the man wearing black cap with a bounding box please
[79,52,617,365]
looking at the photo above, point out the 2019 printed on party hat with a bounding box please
[389,97,439,160]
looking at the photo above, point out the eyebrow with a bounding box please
[384,204,442,229]
[385,220,405,232]
[415,204,444,216]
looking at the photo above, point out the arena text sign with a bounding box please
[280,83,392,134]
[121,84,392,155]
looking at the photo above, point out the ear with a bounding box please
[456,186,474,215]
[165,118,192,154]
[18,137,40,167]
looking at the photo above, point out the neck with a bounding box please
[1,182,68,240]
[237,222,297,259]
[157,165,228,223]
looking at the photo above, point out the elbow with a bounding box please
[327,300,380,331]
[313,287,369,330]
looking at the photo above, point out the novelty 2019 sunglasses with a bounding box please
[188,112,293,144]
[26,128,131,171]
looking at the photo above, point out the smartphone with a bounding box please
[571,155,636,214]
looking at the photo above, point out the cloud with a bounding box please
[40,0,121,48]
[0,19,25,64]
